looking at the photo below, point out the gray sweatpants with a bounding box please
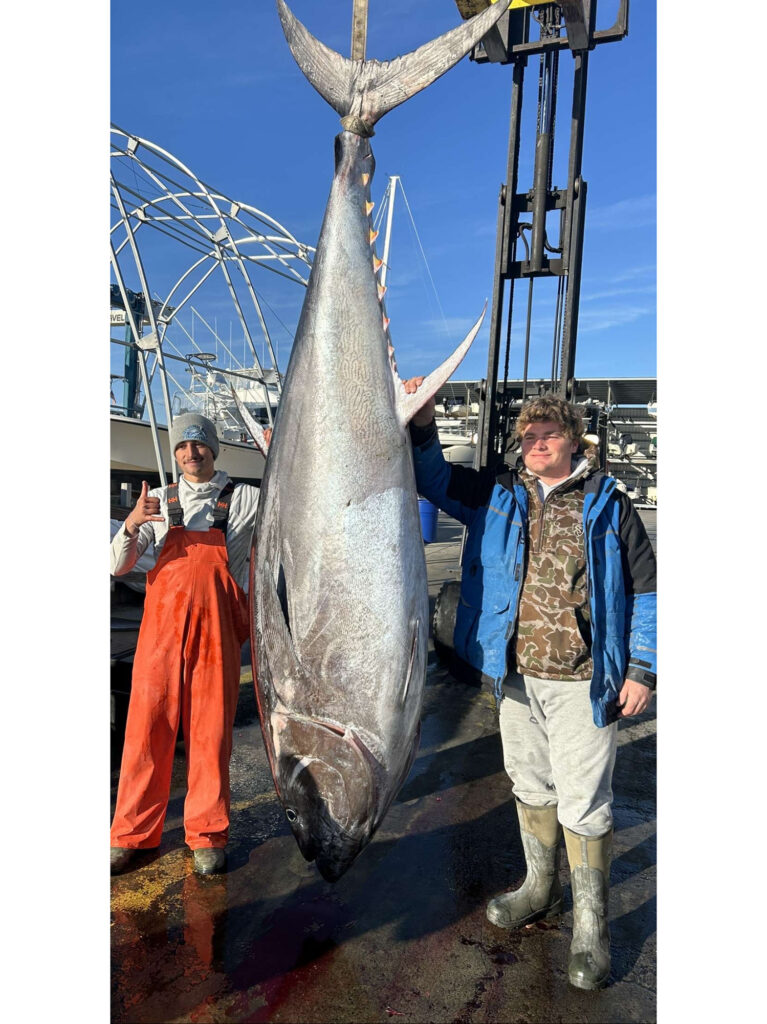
[499,671,618,836]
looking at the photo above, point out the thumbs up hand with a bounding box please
[125,480,165,537]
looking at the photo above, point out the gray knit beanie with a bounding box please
[169,413,220,459]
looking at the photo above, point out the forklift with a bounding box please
[434,1,632,677]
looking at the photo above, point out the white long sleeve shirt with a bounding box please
[110,470,259,591]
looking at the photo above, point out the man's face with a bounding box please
[519,419,578,482]
[174,440,215,483]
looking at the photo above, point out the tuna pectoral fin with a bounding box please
[401,618,422,706]
[277,0,507,128]
[394,303,487,427]
[230,386,270,457]
[259,559,302,694]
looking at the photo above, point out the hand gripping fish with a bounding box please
[240,0,507,882]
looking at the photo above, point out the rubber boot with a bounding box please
[193,848,226,875]
[110,847,137,875]
[564,827,612,990]
[486,802,563,929]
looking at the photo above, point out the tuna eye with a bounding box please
[285,808,298,823]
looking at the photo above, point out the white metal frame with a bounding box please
[110,124,315,480]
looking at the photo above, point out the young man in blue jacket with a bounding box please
[404,383,656,991]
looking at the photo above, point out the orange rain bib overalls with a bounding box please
[110,481,250,851]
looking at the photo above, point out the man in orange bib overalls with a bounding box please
[110,413,261,875]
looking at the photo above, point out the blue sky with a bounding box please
[111,0,656,385]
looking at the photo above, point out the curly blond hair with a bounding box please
[514,394,586,445]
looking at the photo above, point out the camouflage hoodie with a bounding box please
[514,453,596,680]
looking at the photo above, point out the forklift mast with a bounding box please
[454,0,629,471]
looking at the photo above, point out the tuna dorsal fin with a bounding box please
[276,0,507,129]
[393,302,487,427]
[230,386,270,457]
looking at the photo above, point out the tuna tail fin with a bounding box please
[394,302,487,427]
[276,0,507,130]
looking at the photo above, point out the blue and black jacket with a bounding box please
[411,425,657,727]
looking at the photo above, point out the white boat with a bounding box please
[111,414,265,487]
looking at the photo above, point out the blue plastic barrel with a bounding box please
[418,498,438,544]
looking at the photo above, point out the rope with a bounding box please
[340,115,375,137]
[398,181,449,335]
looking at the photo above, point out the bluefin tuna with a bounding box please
[241,0,507,882]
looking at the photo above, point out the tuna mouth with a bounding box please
[315,838,366,883]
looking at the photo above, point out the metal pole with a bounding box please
[351,0,368,60]
[110,250,168,482]
[558,47,590,397]
[111,180,175,480]
[380,176,398,290]
[123,317,139,416]
[477,58,525,471]
[529,51,556,273]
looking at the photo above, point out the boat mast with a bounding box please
[380,176,399,291]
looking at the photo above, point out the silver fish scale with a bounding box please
[254,130,427,776]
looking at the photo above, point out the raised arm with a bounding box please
[402,377,494,526]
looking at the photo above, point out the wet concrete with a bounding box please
[111,512,656,1023]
